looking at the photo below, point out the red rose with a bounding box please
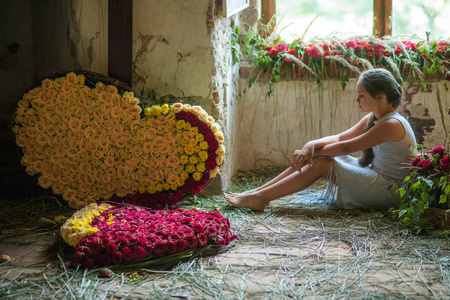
[431,146,446,155]
[133,245,147,260]
[205,159,217,171]
[112,251,123,265]
[122,247,134,262]
[176,239,187,252]
[106,243,117,254]
[412,156,422,166]
[166,241,177,255]
[153,242,166,255]
[197,233,208,247]
[440,155,450,169]
[421,159,434,170]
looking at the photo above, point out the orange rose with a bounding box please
[171,102,183,113]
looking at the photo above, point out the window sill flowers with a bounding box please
[238,27,450,93]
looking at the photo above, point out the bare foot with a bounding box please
[224,193,268,212]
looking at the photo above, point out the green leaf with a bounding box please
[398,187,406,198]
[418,201,425,213]
[439,194,447,204]
[411,180,421,192]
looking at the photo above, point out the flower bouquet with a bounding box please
[12,71,225,209]
[394,145,450,230]
[60,203,237,269]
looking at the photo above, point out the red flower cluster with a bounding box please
[259,38,450,73]
[412,146,450,171]
[71,205,237,269]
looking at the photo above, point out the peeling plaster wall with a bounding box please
[133,0,214,103]
[232,78,450,172]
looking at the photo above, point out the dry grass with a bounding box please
[1,168,450,299]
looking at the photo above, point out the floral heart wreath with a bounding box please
[13,71,236,268]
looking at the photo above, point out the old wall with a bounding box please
[0,0,238,195]
[231,76,450,173]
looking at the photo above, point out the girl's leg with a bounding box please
[225,158,333,211]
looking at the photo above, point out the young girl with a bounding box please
[225,68,417,211]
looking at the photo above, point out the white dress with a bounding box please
[327,112,417,210]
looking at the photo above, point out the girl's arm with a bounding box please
[314,117,405,158]
[293,114,371,167]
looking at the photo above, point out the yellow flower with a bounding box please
[147,185,156,194]
[161,104,170,115]
[189,139,198,147]
[196,133,205,141]
[176,120,185,130]
[180,154,189,164]
[186,164,195,173]
[198,151,208,161]
[180,171,189,180]
[196,162,206,173]
[54,215,67,223]
[193,172,202,181]
[190,127,199,135]
[183,122,191,130]
[189,155,199,164]
[163,183,170,191]
[184,145,195,156]
[156,184,164,192]
[150,105,162,116]
[199,140,209,150]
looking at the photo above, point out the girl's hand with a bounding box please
[290,143,315,172]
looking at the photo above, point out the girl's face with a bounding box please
[355,81,378,113]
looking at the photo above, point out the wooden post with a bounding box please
[373,0,392,37]
[108,0,132,86]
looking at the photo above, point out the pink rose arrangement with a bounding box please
[394,145,450,228]
[61,203,237,269]
[12,72,225,209]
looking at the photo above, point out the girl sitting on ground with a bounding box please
[225,68,417,211]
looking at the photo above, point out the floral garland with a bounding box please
[60,203,237,269]
[393,145,450,230]
[239,27,450,93]
[12,72,225,209]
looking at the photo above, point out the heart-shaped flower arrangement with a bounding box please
[12,71,236,268]
[12,72,225,209]
[60,202,236,269]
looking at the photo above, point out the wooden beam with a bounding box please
[108,0,132,86]
[261,0,276,25]
[373,0,392,37]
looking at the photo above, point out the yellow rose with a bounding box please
[189,155,199,164]
[77,74,85,86]
[198,151,208,161]
[38,175,52,189]
[161,104,170,115]
[184,145,195,156]
[186,164,195,174]
[147,185,157,194]
[196,162,206,173]
[106,85,118,95]
[41,78,54,90]
[65,72,78,85]
[176,120,185,130]
[193,172,202,181]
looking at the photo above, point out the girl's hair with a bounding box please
[358,68,404,167]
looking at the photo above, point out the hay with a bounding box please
[1,169,450,299]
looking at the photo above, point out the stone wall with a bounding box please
[0,0,238,196]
